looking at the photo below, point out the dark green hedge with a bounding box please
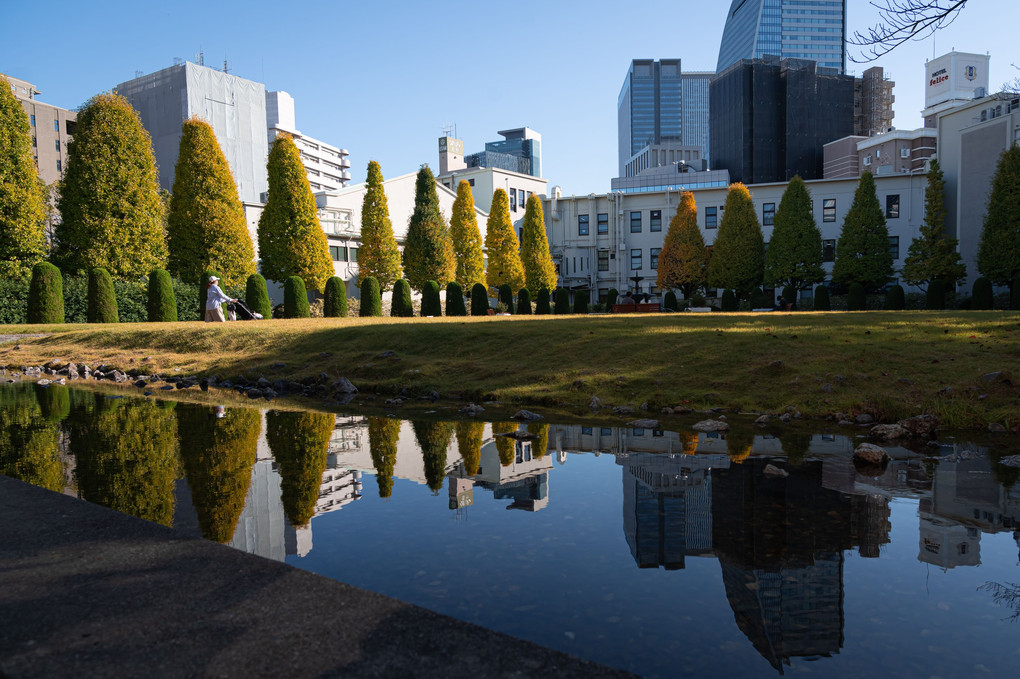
[28,262,64,324]
[535,288,551,315]
[391,279,413,317]
[323,276,348,317]
[284,276,310,318]
[246,273,272,318]
[516,288,532,315]
[445,281,466,316]
[360,277,382,317]
[147,269,177,322]
[87,268,119,323]
[470,283,488,316]
[421,280,442,317]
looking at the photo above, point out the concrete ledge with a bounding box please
[0,475,635,678]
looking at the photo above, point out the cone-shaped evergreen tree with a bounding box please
[764,176,825,291]
[707,183,765,303]
[484,189,525,294]
[421,280,442,316]
[257,135,333,292]
[449,180,486,291]
[492,421,517,467]
[0,76,47,279]
[358,160,402,290]
[520,195,556,294]
[391,278,413,317]
[27,262,64,324]
[54,93,166,277]
[402,166,454,291]
[831,172,894,293]
[323,276,348,317]
[976,145,1020,292]
[266,410,333,526]
[87,267,118,323]
[284,275,309,318]
[901,159,966,292]
[245,273,272,318]
[412,420,453,494]
[657,192,708,299]
[147,269,177,322]
[166,117,255,289]
[360,276,382,316]
[445,281,466,316]
[456,421,484,477]
[470,282,489,316]
[368,417,400,498]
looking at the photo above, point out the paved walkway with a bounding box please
[0,475,636,679]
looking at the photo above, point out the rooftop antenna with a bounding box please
[135,70,143,78]
[223,57,230,74]
[197,47,204,66]
[173,57,182,66]
[441,123,453,137]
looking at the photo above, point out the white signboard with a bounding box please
[924,52,990,108]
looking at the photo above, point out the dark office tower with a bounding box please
[717,0,847,75]
[710,57,854,185]
[618,59,683,176]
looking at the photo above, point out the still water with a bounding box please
[2,382,1019,678]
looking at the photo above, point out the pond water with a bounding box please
[2,382,1019,678]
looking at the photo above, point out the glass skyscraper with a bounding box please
[716,0,846,74]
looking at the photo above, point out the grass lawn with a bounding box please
[1,310,1017,430]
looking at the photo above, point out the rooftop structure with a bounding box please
[266,91,351,192]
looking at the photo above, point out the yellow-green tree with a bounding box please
[368,416,400,498]
[0,76,47,279]
[257,135,334,292]
[484,189,525,294]
[54,93,167,277]
[358,161,402,290]
[526,422,549,459]
[412,420,453,493]
[177,404,259,543]
[521,195,556,293]
[456,421,484,476]
[657,191,708,299]
[266,409,334,526]
[0,387,64,492]
[707,183,765,303]
[167,117,255,288]
[449,180,486,291]
[492,420,517,467]
[402,166,454,291]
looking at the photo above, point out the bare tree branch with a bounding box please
[979,581,1020,622]
[848,0,970,63]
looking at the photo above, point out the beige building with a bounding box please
[854,66,895,138]
[4,74,76,186]
[823,128,936,179]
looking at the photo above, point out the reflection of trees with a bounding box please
[988,448,1020,489]
[456,421,484,476]
[981,580,1020,622]
[527,422,549,459]
[412,420,453,493]
[368,417,400,498]
[36,383,70,422]
[266,410,334,527]
[492,421,517,467]
[0,386,64,491]
[726,427,753,464]
[69,392,179,526]
[177,404,259,542]
[781,430,811,466]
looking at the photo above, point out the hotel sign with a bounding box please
[924,52,989,109]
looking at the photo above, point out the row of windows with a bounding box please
[509,188,534,212]
[629,247,661,270]
[580,426,665,438]
[577,211,662,235]
[28,115,61,132]
[329,245,359,262]
[821,237,900,261]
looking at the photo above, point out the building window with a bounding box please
[763,202,775,227]
[578,214,589,236]
[650,210,662,232]
[630,211,642,233]
[32,136,36,147]
[518,189,525,208]
[651,247,661,270]
[468,178,475,186]
[823,198,836,222]
[56,159,61,172]
[350,247,359,262]
[582,427,593,435]
[509,190,517,211]
[822,239,835,262]
[53,119,59,131]
[886,194,900,219]
[55,139,60,152]
[705,206,717,228]
[329,245,347,261]
[30,115,36,127]
[888,236,899,260]
[631,249,642,270]
[597,213,608,234]
[598,250,609,271]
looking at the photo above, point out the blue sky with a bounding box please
[2,1,1015,196]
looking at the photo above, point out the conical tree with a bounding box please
[402,166,454,291]
[449,180,486,292]
[764,176,825,292]
[391,278,413,317]
[266,410,334,526]
[901,159,966,292]
[657,191,708,299]
[245,273,272,318]
[831,171,894,293]
[707,183,765,303]
[166,117,255,288]
[360,276,382,316]
[358,160,402,290]
[0,75,47,280]
[484,189,525,294]
[412,420,453,494]
[492,421,517,467]
[87,267,118,323]
[977,145,1020,294]
[521,195,557,294]
[257,135,333,292]
[456,421,484,476]
[54,93,166,277]
[368,417,400,498]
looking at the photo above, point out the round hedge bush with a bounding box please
[245,273,272,319]
[749,287,766,310]
[573,292,588,314]
[516,288,532,315]
[27,262,64,324]
[421,281,442,316]
[284,276,310,318]
[781,285,797,310]
[147,269,177,322]
[847,283,866,310]
[663,290,677,311]
[925,279,946,310]
[391,279,413,317]
[884,284,905,310]
[360,277,382,317]
[470,283,488,316]
[498,284,513,311]
[445,282,466,316]
[554,288,571,314]
[323,276,348,317]
[535,288,551,315]
[720,289,737,312]
[972,277,994,310]
[606,288,619,308]
[87,268,118,323]
[813,285,831,311]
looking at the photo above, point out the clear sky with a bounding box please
[2,1,1015,197]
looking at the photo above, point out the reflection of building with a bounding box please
[471,430,552,512]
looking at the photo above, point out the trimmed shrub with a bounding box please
[421,280,442,316]
[972,277,994,310]
[0,277,29,324]
[925,278,946,310]
[606,288,618,308]
[245,274,272,318]
[516,288,532,315]
[663,290,678,311]
[87,268,118,323]
[573,292,589,314]
[470,282,488,316]
[445,281,466,316]
[554,288,571,314]
[749,287,766,310]
[884,284,905,310]
[535,288,551,315]
[323,276,348,317]
[147,269,177,322]
[781,284,797,310]
[720,289,737,312]
[360,277,382,317]
[391,279,413,317]
[847,282,867,310]
[284,276,310,318]
[813,285,831,311]
[498,284,513,311]
[27,262,64,324]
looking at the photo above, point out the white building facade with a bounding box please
[266,90,351,193]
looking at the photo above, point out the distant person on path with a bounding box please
[204,275,237,322]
